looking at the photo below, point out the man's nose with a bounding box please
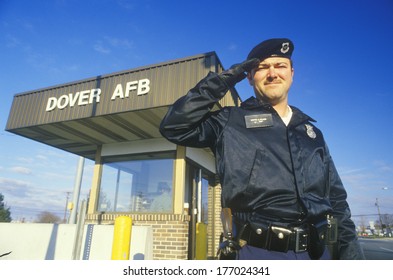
[267,66,277,80]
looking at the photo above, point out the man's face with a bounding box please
[248,57,294,105]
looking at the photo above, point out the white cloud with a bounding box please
[338,162,393,220]
[0,177,30,197]
[117,0,137,10]
[0,176,73,221]
[94,41,111,54]
[5,35,21,48]
[104,36,133,49]
[373,160,393,172]
[36,154,48,161]
[16,156,34,164]
[9,166,32,175]
[94,36,134,54]
[228,43,237,51]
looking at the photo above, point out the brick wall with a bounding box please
[86,213,190,260]
[136,220,189,260]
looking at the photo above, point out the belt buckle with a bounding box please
[294,227,308,252]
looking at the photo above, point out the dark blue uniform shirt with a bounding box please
[160,71,364,259]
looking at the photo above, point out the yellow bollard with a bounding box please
[195,222,207,260]
[111,216,132,260]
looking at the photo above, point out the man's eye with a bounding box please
[276,64,288,68]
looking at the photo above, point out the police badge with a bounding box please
[305,124,316,139]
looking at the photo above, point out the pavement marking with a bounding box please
[380,247,393,253]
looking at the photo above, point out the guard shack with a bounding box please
[6,52,241,260]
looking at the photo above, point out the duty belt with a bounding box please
[238,223,309,253]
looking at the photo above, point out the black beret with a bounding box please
[247,38,294,61]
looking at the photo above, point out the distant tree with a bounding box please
[98,192,112,211]
[358,216,368,234]
[36,211,62,223]
[375,214,393,231]
[0,193,12,222]
[382,214,393,228]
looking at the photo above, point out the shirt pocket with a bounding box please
[245,149,291,195]
[304,147,329,197]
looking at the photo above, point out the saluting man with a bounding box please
[160,38,364,260]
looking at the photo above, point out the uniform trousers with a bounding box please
[238,245,331,260]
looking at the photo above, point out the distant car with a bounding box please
[363,229,373,236]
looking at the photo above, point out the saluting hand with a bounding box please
[219,58,260,88]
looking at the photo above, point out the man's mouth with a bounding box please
[265,82,281,86]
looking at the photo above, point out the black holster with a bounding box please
[308,219,328,259]
[308,216,338,260]
[326,216,339,259]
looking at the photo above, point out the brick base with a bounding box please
[85,213,190,260]
[136,220,188,260]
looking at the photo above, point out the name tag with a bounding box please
[244,114,273,128]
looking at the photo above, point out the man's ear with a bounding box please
[247,72,254,86]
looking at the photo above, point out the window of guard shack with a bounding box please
[98,154,174,213]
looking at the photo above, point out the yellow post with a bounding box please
[195,222,207,260]
[111,216,132,260]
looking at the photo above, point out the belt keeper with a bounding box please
[271,226,292,239]
[267,226,292,252]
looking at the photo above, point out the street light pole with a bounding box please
[69,156,85,224]
[375,198,384,236]
[64,191,71,223]
[381,187,393,236]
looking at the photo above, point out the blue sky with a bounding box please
[1,0,392,224]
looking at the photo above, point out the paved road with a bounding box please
[359,238,393,260]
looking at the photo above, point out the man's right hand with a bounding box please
[219,58,260,88]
